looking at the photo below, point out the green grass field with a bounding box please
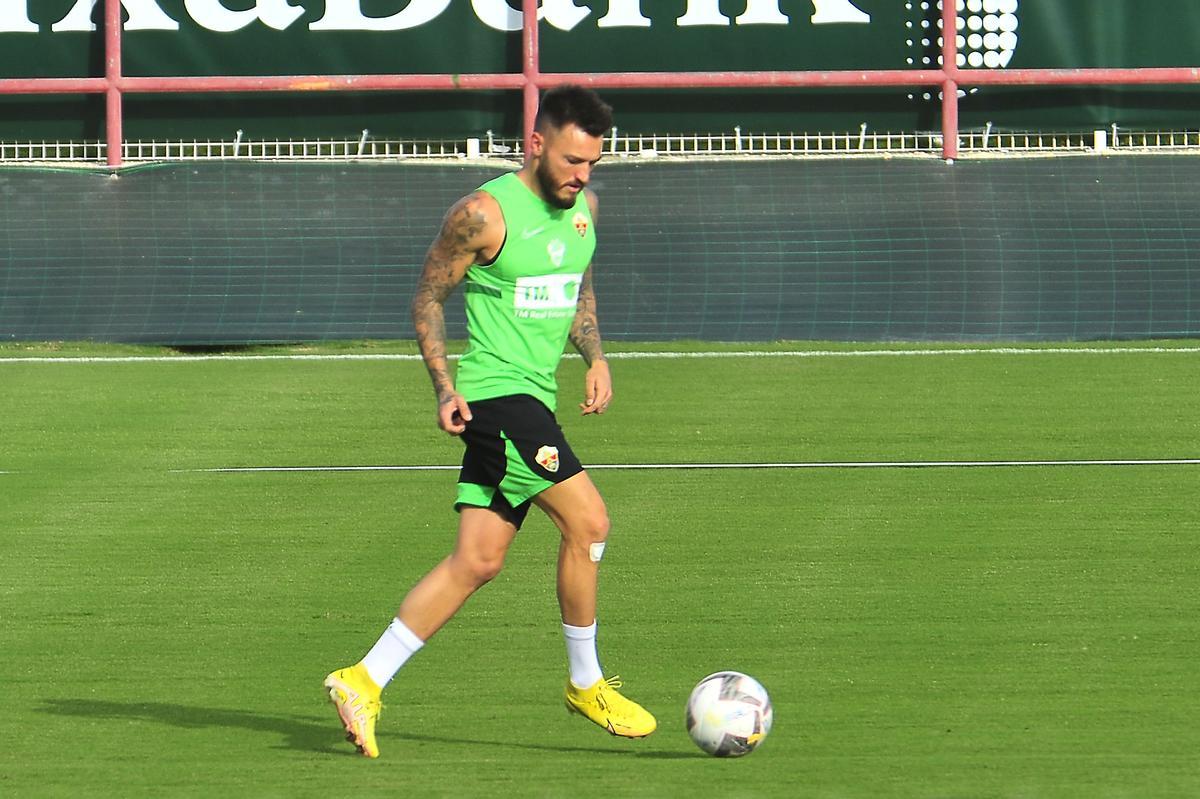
[2,341,1198,798]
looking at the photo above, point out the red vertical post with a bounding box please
[940,0,959,160]
[522,0,539,161]
[105,0,123,167]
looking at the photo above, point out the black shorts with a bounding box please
[455,394,584,529]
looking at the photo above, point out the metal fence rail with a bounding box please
[4,128,1200,165]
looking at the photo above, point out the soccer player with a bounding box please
[324,85,656,758]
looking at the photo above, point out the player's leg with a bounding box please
[536,472,657,738]
[534,470,609,628]
[395,506,518,640]
[325,506,517,758]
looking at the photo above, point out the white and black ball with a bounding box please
[684,671,773,757]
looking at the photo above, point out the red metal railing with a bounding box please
[2,0,1199,168]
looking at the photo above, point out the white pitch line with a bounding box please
[4,346,1200,364]
[176,458,1200,474]
[601,347,1200,359]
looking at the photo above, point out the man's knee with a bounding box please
[453,507,516,586]
[471,553,506,584]
[567,508,610,555]
[450,549,506,586]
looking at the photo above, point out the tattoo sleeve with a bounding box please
[411,196,489,400]
[569,266,606,366]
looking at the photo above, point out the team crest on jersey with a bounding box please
[535,445,560,473]
[572,212,589,238]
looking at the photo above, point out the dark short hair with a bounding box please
[534,84,613,137]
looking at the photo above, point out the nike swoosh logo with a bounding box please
[520,225,548,239]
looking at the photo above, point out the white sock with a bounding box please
[361,618,425,689]
[563,621,604,689]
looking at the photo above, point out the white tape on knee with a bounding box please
[589,542,606,563]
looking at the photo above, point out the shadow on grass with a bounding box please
[41,699,694,760]
[41,699,342,755]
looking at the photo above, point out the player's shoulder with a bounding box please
[442,190,505,240]
[450,189,502,221]
[583,187,599,219]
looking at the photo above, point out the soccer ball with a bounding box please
[684,671,773,757]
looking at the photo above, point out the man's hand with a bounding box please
[580,359,612,415]
[438,392,473,435]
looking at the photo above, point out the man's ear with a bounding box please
[529,130,545,158]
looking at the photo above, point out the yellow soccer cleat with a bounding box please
[324,664,383,758]
[565,676,657,738]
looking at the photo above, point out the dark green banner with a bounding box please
[2,1,1199,138]
[2,157,1197,343]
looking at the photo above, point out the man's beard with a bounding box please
[536,160,578,210]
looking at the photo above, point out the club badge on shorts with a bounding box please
[535,445,560,473]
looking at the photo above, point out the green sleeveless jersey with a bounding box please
[455,172,597,412]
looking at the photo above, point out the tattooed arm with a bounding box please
[571,189,612,415]
[411,191,503,434]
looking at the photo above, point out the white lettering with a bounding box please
[677,0,728,27]
[310,0,449,32]
[11,0,878,34]
[541,0,592,33]
[597,0,649,29]
[52,0,179,31]
[514,273,581,310]
[470,0,521,31]
[471,0,591,33]
[184,0,304,32]
[811,0,870,24]
[737,0,788,25]
[0,0,38,32]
